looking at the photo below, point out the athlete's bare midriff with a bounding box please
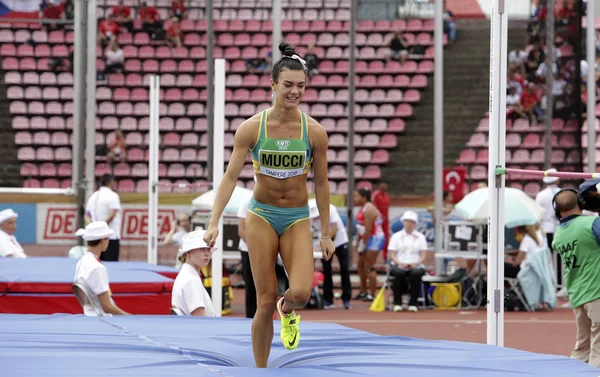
[252,174,309,208]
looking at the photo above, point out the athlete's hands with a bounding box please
[203,226,219,248]
[320,237,335,261]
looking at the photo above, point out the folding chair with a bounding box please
[72,282,104,316]
[504,277,533,312]
[170,307,185,316]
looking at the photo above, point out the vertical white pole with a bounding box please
[272,0,282,68]
[73,0,86,232]
[487,0,508,347]
[433,0,444,274]
[587,0,596,173]
[211,59,226,317]
[148,75,160,265]
[85,0,97,199]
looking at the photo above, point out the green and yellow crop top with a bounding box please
[251,110,313,179]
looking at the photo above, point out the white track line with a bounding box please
[311,319,575,325]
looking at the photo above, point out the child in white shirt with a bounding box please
[73,221,129,316]
[171,230,216,317]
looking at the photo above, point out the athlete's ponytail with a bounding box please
[272,42,308,83]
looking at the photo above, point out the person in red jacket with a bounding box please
[98,14,120,47]
[170,0,188,20]
[371,182,390,260]
[139,2,162,35]
[111,0,133,33]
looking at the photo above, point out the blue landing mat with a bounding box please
[0,257,177,284]
[0,315,596,376]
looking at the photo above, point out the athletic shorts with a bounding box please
[247,197,310,236]
[365,234,386,253]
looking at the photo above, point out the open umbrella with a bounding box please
[454,187,545,228]
[191,186,253,214]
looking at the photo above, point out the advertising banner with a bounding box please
[37,204,190,245]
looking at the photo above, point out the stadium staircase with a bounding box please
[0,78,21,187]
[385,19,529,196]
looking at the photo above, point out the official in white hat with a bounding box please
[73,221,130,316]
[387,210,428,313]
[171,230,216,317]
[0,208,27,258]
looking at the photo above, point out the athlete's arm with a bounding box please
[207,120,257,229]
[310,122,331,236]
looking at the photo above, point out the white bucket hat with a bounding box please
[401,210,419,224]
[75,221,115,241]
[178,230,216,257]
[0,209,18,225]
[543,168,559,184]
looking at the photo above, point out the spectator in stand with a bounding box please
[516,82,542,125]
[106,130,126,165]
[62,0,74,20]
[97,14,120,47]
[39,0,65,31]
[371,182,390,261]
[443,3,456,42]
[139,2,162,36]
[385,32,409,64]
[111,0,133,33]
[304,45,319,78]
[507,86,521,115]
[509,47,528,76]
[104,40,125,77]
[525,45,544,82]
[166,17,183,48]
[170,0,188,20]
[507,69,525,96]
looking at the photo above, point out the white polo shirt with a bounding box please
[311,204,349,248]
[535,185,561,234]
[0,230,27,258]
[172,263,216,317]
[85,187,122,239]
[388,229,428,266]
[74,251,110,316]
[237,195,252,252]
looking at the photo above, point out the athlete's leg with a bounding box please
[245,212,280,368]
[364,250,379,296]
[279,219,314,313]
[357,252,367,294]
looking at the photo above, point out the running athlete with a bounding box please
[203,42,335,368]
[353,188,386,301]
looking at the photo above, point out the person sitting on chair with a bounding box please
[388,211,427,312]
[171,230,216,317]
[73,221,129,316]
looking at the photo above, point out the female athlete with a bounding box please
[353,188,386,301]
[203,42,335,368]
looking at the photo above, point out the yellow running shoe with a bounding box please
[276,297,301,350]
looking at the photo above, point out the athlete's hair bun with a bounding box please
[279,42,296,57]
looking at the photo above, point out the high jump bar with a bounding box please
[0,187,75,195]
[496,167,600,180]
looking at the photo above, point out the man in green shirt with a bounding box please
[552,189,600,368]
